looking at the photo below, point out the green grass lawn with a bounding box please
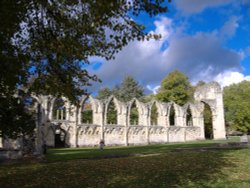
[1,137,250,188]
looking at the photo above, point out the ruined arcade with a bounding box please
[28,82,226,150]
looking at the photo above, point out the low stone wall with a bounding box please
[78,125,102,147]
[104,125,126,146]
[128,126,147,145]
[0,149,23,161]
[75,125,202,146]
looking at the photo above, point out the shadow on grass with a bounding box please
[45,138,241,162]
[0,148,249,187]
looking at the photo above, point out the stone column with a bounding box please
[174,104,185,127]
[190,102,205,140]
[91,98,104,140]
[194,82,226,140]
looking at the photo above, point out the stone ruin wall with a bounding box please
[0,82,226,152]
[33,82,226,149]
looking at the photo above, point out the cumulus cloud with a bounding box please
[87,16,243,93]
[175,0,234,14]
[214,71,250,87]
[220,16,240,38]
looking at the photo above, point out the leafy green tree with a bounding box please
[196,80,206,87]
[113,76,144,102]
[224,81,250,133]
[1,0,168,101]
[140,94,156,103]
[156,70,193,105]
[0,1,169,137]
[96,76,144,125]
[0,94,35,138]
[96,88,112,100]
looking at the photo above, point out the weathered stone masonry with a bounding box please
[29,82,226,151]
[0,82,226,154]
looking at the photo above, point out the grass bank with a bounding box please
[1,137,250,188]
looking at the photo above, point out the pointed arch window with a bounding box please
[130,101,139,125]
[186,106,193,126]
[53,99,66,120]
[81,99,93,124]
[169,104,175,126]
[150,103,158,126]
[203,102,213,139]
[106,99,117,124]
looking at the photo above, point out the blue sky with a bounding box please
[88,0,250,94]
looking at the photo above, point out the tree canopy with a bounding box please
[96,88,113,100]
[224,81,250,133]
[156,70,193,105]
[113,76,144,102]
[0,0,169,138]
[1,0,169,101]
[96,76,144,102]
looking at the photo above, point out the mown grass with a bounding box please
[46,137,240,162]
[1,137,250,188]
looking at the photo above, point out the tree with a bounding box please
[96,88,112,100]
[113,76,144,102]
[0,1,169,137]
[156,70,193,105]
[224,81,250,133]
[0,94,35,138]
[1,0,169,101]
[196,80,206,87]
[96,76,144,125]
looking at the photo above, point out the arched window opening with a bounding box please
[81,99,93,124]
[150,103,158,126]
[186,106,193,126]
[54,128,66,148]
[169,104,175,126]
[203,103,213,139]
[106,99,117,124]
[53,99,66,120]
[130,101,139,125]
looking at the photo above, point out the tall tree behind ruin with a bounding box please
[96,88,113,100]
[113,76,144,102]
[224,81,250,133]
[156,70,193,105]
[96,76,144,124]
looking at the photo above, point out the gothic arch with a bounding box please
[149,101,160,126]
[51,97,69,121]
[128,99,140,126]
[194,82,226,140]
[168,102,176,126]
[184,103,193,126]
[79,96,93,124]
[105,96,119,125]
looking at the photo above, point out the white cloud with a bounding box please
[220,16,240,38]
[175,0,234,14]
[214,71,250,87]
[146,85,160,94]
[88,16,243,93]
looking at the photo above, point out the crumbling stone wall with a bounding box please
[1,82,225,152]
[194,82,226,140]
